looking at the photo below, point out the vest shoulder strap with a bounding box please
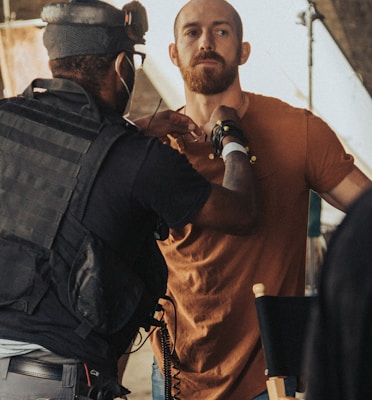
[0,96,130,249]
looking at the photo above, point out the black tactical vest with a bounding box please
[0,80,164,340]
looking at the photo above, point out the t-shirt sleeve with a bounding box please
[132,138,212,229]
[306,112,354,193]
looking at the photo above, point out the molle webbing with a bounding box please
[0,97,104,249]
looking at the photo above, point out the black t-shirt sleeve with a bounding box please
[131,138,212,229]
[84,133,212,249]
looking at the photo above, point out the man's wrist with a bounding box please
[221,142,248,162]
[210,119,245,156]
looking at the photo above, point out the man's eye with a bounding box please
[186,30,198,37]
[217,29,228,36]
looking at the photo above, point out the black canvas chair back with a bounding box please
[252,283,317,399]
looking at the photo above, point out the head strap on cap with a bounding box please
[42,1,131,26]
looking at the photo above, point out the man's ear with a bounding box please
[168,43,179,67]
[239,42,251,66]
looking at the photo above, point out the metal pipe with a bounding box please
[0,18,46,29]
[308,6,313,111]
[2,0,10,22]
[297,1,325,296]
[1,0,45,29]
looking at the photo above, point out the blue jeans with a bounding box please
[151,356,297,400]
[152,356,165,400]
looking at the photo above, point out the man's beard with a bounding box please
[177,49,239,95]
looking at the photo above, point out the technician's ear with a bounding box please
[169,43,179,67]
[239,42,251,66]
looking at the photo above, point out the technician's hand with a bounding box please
[134,110,203,144]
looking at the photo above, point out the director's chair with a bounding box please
[252,283,317,400]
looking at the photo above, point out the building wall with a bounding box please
[0,25,50,97]
[0,25,167,122]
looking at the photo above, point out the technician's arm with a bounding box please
[191,106,258,236]
[320,166,371,212]
[134,110,203,140]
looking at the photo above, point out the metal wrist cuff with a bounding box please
[210,119,245,156]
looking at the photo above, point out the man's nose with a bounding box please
[199,31,214,51]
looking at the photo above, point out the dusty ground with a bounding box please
[122,331,154,400]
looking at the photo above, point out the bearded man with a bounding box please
[149,0,371,399]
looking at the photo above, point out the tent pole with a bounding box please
[0,0,12,97]
[298,2,324,296]
[2,0,10,22]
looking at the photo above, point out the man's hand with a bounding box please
[203,105,242,136]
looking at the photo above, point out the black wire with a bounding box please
[143,97,163,136]
[123,309,165,355]
[171,353,181,400]
[160,295,181,400]
[123,295,181,399]
[162,295,178,354]
[160,322,173,400]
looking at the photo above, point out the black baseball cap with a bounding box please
[42,0,148,60]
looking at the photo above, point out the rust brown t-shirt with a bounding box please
[151,92,354,399]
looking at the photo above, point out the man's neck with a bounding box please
[183,84,248,128]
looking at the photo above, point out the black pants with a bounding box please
[0,356,90,399]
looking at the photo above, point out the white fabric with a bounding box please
[0,339,48,358]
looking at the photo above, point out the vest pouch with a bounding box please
[68,230,144,338]
[0,236,50,314]
[68,231,107,337]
